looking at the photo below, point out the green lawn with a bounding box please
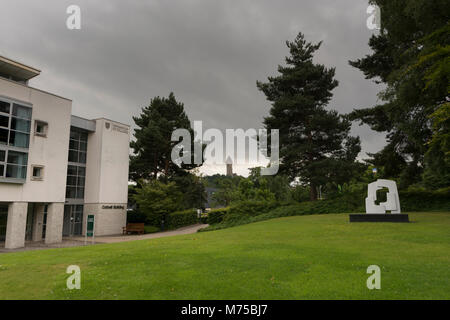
[0,212,449,300]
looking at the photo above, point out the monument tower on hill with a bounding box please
[226,157,233,177]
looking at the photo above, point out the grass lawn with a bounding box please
[0,212,449,300]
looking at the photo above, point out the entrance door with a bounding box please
[0,204,8,241]
[63,205,83,237]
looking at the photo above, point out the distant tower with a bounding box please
[226,157,233,177]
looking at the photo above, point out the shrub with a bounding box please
[400,187,450,212]
[222,200,278,223]
[133,180,184,227]
[166,209,198,230]
[207,208,229,224]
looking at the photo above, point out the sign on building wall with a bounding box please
[85,215,95,244]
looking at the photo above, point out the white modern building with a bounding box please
[0,56,130,249]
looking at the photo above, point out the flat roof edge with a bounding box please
[71,115,96,132]
[0,55,41,73]
[0,76,72,102]
[94,117,130,127]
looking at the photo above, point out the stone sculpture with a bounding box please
[365,179,401,214]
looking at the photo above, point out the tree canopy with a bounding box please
[349,0,449,189]
[257,32,361,200]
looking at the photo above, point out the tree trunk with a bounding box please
[310,183,318,201]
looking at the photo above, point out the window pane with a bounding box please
[70,130,80,140]
[7,151,28,165]
[0,164,4,177]
[79,141,87,152]
[69,139,79,150]
[76,187,85,199]
[0,150,5,162]
[68,150,78,162]
[66,176,77,186]
[0,128,7,144]
[11,118,31,132]
[67,165,77,175]
[0,115,8,128]
[66,186,77,198]
[6,164,27,179]
[0,101,10,114]
[80,132,88,142]
[9,131,29,148]
[77,176,85,187]
[77,166,86,177]
[12,104,32,119]
[78,152,86,163]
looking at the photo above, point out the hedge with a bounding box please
[399,187,450,212]
[166,209,199,230]
[127,209,200,230]
[207,200,278,225]
[207,208,229,224]
[202,187,450,232]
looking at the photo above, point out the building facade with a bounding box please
[0,56,130,249]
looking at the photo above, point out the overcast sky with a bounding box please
[0,0,386,176]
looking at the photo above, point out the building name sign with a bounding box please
[102,205,125,210]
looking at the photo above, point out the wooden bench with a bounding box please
[123,223,145,235]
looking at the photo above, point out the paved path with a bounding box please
[0,224,209,253]
[70,224,209,244]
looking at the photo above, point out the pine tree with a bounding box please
[257,33,361,200]
[349,0,449,188]
[130,93,200,181]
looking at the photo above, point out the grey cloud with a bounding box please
[1,0,386,175]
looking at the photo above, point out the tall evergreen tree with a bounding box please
[349,0,449,188]
[130,93,200,181]
[257,33,361,200]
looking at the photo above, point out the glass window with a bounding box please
[65,164,86,199]
[77,176,85,186]
[6,164,27,179]
[0,100,10,114]
[68,128,88,164]
[11,117,31,133]
[0,128,8,144]
[9,131,29,148]
[66,186,77,199]
[12,104,32,119]
[78,152,86,163]
[76,187,85,198]
[80,132,88,142]
[66,175,77,186]
[0,115,9,128]
[69,139,79,150]
[78,166,85,177]
[68,150,78,162]
[67,165,77,176]
[7,151,28,165]
[11,118,31,132]
[0,100,31,181]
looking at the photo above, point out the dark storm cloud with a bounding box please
[0,0,386,175]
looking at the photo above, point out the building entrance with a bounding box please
[63,205,83,237]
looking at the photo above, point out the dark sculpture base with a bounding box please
[349,214,409,223]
